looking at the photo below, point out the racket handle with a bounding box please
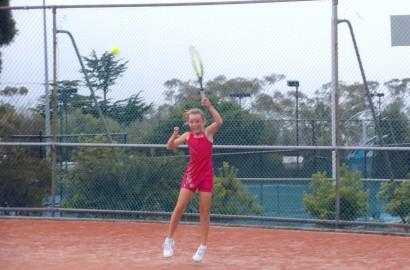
[200,90,206,98]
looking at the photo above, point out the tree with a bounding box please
[0,148,51,209]
[381,78,410,144]
[163,78,183,104]
[146,88,273,146]
[32,80,89,120]
[63,109,123,136]
[0,101,24,138]
[0,101,51,209]
[81,50,152,127]
[384,78,410,100]
[82,50,129,102]
[208,75,263,100]
[340,81,379,120]
[106,92,152,126]
[0,0,17,74]
[377,180,410,224]
[54,80,80,134]
[250,73,286,118]
[159,74,286,144]
[33,77,151,136]
[1,86,28,96]
[300,83,332,146]
[56,80,80,111]
[381,101,410,145]
[163,78,202,106]
[1,86,44,137]
[303,165,369,222]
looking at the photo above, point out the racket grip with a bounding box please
[200,90,206,98]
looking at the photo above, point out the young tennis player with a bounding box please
[163,97,222,263]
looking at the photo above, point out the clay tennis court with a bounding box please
[0,218,409,270]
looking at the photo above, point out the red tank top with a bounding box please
[184,132,214,184]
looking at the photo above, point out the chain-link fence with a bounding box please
[1,1,409,234]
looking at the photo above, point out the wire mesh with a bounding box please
[1,0,409,233]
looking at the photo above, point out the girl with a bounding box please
[163,97,223,263]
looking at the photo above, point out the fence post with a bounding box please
[50,6,58,216]
[331,0,341,228]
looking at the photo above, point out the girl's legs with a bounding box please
[197,191,212,246]
[167,188,195,239]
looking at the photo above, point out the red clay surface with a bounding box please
[0,218,409,270]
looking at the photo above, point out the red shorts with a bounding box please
[181,173,213,193]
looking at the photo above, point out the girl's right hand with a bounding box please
[172,127,180,137]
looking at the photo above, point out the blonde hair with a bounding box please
[182,108,205,125]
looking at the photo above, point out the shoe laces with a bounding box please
[197,246,207,256]
[163,239,173,249]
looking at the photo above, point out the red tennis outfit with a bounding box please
[181,132,214,192]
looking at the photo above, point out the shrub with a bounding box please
[303,165,369,221]
[63,135,185,212]
[377,179,410,224]
[211,162,263,215]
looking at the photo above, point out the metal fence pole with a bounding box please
[338,19,394,181]
[42,1,51,159]
[50,6,58,214]
[331,0,340,228]
[56,30,113,144]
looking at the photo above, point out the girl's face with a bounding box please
[188,113,205,135]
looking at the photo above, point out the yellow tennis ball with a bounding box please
[111,47,120,55]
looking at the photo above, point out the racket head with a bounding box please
[190,46,205,97]
[190,46,203,80]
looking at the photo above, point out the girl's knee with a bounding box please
[173,206,186,216]
[199,209,210,218]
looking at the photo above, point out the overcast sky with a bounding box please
[3,0,410,109]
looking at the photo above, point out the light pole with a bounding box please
[370,93,384,129]
[370,93,384,118]
[287,80,300,145]
[287,80,300,165]
[230,93,251,109]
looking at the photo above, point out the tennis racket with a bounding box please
[190,46,206,98]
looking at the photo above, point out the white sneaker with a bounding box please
[192,245,207,263]
[163,238,175,258]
